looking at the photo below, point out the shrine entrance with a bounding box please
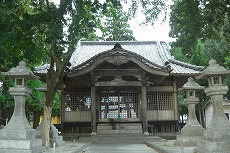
[99,88,140,122]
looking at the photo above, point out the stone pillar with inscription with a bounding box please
[194,59,230,153]
[175,77,204,146]
[0,61,42,153]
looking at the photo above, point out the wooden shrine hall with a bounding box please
[35,41,203,135]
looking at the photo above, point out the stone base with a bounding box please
[0,129,37,139]
[175,136,200,147]
[0,139,43,153]
[203,127,230,140]
[195,128,230,153]
[194,140,230,153]
[0,127,42,152]
[175,125,204,147]
[51,135,65,147]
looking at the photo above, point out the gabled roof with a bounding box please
[68,41,203,76]
[35,41,204,76]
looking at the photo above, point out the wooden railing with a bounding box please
[64,111,91,122]
[147,110,175,120]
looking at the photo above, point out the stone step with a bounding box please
[97,123,143,134]
[97,129,143,134]
[97,123,142,130]
[94,135,164,144]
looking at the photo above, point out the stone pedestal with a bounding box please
[194,90,230,153]
[175,102,204,146]
[175,77,204,146]
[0,87,42,152]
[0,61,42,153]
[194,59,230,153]
[50,123,65,147]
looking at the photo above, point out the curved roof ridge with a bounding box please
[80,41,158,46]
[156,41,171,64]
[70,46,169,71]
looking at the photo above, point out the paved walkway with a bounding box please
[42,137,197,153]
[44,141,92,153]
[145,140,195,153]
[84,142,158,153]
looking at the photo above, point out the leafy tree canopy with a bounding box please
[169,0,230,56]
[100,2,136,41]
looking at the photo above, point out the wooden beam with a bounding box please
[147,86,174,92]
[93,69,143,76]
[95,81,142,86]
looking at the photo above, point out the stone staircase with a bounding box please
[92,123,164,144]
[97,123,143,134]
[94,134,163,144]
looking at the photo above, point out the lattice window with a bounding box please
[64,93,91,111]
[100,93,139,119]
[147,93,173,110]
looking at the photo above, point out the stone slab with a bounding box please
[0,139,42,153]
[195,139,230,153]
[0,129,36,139]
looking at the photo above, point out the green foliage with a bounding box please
[0,78,14,110]
[171,47,189,63]
[0,0,49,70]
[172,38,230,115]
[52,92,61,117]
[128,0,168,25]
[170,0,230,101]
[100,3,136,41]
[108,118,117,126]
[169,0,230,55]
[169,0,203,55]
[177,91,187,116]
[26,80,43,113]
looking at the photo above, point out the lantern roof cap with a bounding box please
[36,84,47,92]
[197,59,230,79]
[2,61,39,80]
[179,77,205,91]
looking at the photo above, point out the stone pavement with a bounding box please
[42,136,197,153]
[145,140,196,153]
[84,142,158,153]
[43,141,92,153]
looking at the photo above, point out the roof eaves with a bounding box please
[169,59,204,71]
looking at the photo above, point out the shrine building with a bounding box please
[35,41,203,135]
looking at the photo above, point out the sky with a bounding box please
[127,14,173,41]
[51,0,174,42]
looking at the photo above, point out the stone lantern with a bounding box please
[195,59,230,153]
[175,77,204,146]
[36,84,64,147]
[0,61,42,152]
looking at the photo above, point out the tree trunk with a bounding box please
[42,105,52,148]
[0,107,2,126]
[33,111,40,129]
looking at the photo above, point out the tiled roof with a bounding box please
[35,41,204,75]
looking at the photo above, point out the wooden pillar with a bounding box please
[91,85,97,135]
[141,85,149,135]
[173,77,178,120]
